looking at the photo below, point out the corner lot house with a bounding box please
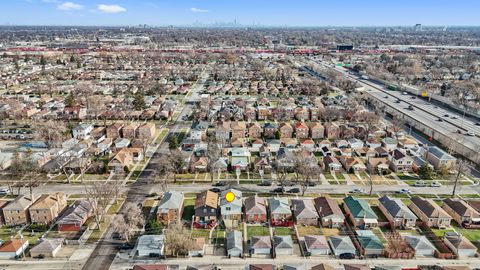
[0,239,29,259]
[157,191,184,225]
[56,200,95,232]
[343,196,378,229]
[442,198,480,228]
[134,235,164,257]
[328,236,356,256]
[304,235,331,255]
[29,238,64,258]
[409,197,451,228]
[378,195,417,229]
[313,196,345,228]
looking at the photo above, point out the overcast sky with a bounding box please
[2,0,480,26]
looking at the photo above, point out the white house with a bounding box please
[134,235,164,257]
[72,124,94,139]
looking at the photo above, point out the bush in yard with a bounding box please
[145,218,164,235]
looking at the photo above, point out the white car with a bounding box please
[402,91,408,95]
[0,187,10,195]
[467,131,476,136]
[430,181,442,187]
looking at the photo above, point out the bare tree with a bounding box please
[84,183,116,229]
[8,150,41,199]
[272,159,290,194]
[158,150,186,184]
[34,120,66,149]
[451,160,470,197]
[389,115,405,141]
[293,151,320,196]
[112,203,145,242]
[206,136,221,183]
[355,111,380,141]
[164,221,196,257]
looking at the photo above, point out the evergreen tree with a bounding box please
[133,91,146,110]
[418,163,434,180]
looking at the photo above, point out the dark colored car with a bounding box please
[118,243,133,250]
[270,187,284,193]
[307,181,317,187]
[258,181,272,186]
[209,188,221,193]
[339,253,355,259]
[213,181,226,187]
[443,114,449,117]
[288,188,300,193]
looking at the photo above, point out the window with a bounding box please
[226,207,231,211]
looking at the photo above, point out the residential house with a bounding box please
[273,235,294,255]
[300,139,315,150]
[106,123,124,139]
[3,195,33,226]
[230,148,251,170]
[269,197,292,225]
[194,190,219,225]
[323,156,342,173]
[409,197,452,228]
[344,265,370,270]
[29,238,64,258]
[378,195,417,229]
[295,122,309,139]
[314,196,345,228]
[114,138,131,149]
[348,139,364,149]
[356,230,384,256]
[72,124,94,139]
[263,123,278,139]
[244,196,267,223]
[219,189,242,228]
[309,122,324,140]
[340,157,366,173]
[304,235,331,255]
[56,200,95,232]
[398,137,418,149]
[279,123,293,138]
[248,123,263,139]
[0,239,29,259]
[250,236,272,256]
[291,199,319,226]
[343,196,378,229]
[188,238,205,257]
[134,235,164,257]
[29,192,67,225]
[328,236,356,256]
[367,158,390,175]
[249,265,275,270]
[295,107,309,121]
[123,123,139,139]
[381,138,398,150]
[467,200,480,214]
[404,235,436,256]
[324,122,340,139]
[443,231,477,258]
[231,121,247,140]
[215,122,231,143]
[226,230,243,257]
[424,146,457,170]
[157,191,184,225]
[388,149,413,172]
[442,198,480,228]
[311,264,335,270]
[137,123,156,140]
[108,148,143,173]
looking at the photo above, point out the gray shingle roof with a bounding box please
[379,195,417,219]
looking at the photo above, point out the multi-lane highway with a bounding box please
[308,58,480,164]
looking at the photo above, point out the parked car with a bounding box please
[396,188,411,194]
[307,181,317,187]
[349,188,364,194]
[258,181,272,186]
[430,181,442,187]
[466,131,476,136]
[209,188,221,193]
[213,181,226,187]
[270,187,284,193]
[0,187,10,195]
[451,116,458,119]
[407,105,414,110]
[339,253,355,259]
[395,100,401,103]
[437,118,443,122]
[443,114,449,117]
[413,180,426,187]
[288,188,300,193]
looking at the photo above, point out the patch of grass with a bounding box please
[191,229,210,239]
[327,181,338,185]
[323,173,334,180]
[107,198,125,215]
[335,173,345,180]
[296,225,323,236]
[182,199,195,221]
[274,227,293,236]
[87,216,112,243]
[247,225,270,237]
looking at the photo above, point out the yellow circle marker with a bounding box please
[225,191,235,202]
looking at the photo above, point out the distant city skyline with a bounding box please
[2,0,480,27]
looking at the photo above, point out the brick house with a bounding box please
[157,191,184,225]
[29,192,67,225]
[279,123,293,138]
[409,197,452,228]
[248,123,263,139]
[137,123,156,140]
[294,122,309,139]
[324,122,340,139]
[244,196,267,223]
[122,123,139,139]
[231,121,247,140]
[106,123,124,139]
[3,195,33,226]
[309,122,324,140]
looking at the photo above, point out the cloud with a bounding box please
[42,0,60,3]
[97,4,127,13]
[190,7,209,13]
[57,2,83,10]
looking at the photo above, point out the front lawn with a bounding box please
[296,225,323,236]
[182,198,195,221]
[191,229,210,240]
[274,227,293,236]
[247,225,270,237]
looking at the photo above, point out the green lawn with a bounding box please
[182,198,195,221]
[191,229,210,239]
[247,225,270,237]
[107,199,125,215]
[274,227,293,236]
[335,173,345,180]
